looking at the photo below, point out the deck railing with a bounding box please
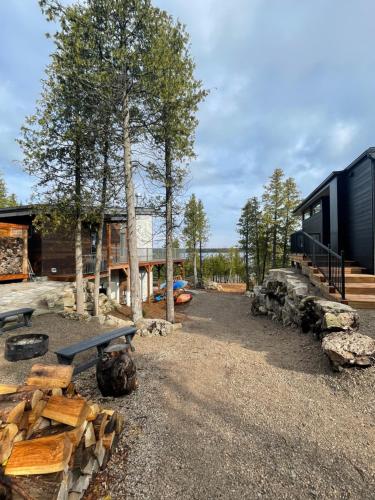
[290,230,345,300]
[111,247,187,264]
[83,255,107,275]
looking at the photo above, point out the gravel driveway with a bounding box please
[80,292,375,499]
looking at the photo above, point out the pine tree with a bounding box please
[183,194,209,287]
[197,200,210,284]
[281,177,300,266]
[238,197,261,289]
[143,12,207,321]
[262,168,285,269]
[0,172,17,208]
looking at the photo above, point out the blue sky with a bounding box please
[1,1,375,246]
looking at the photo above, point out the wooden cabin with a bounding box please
[0,205,186,304]
[0,222,28,282]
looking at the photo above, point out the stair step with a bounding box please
[345,294,375,309]
[343,274,375,283]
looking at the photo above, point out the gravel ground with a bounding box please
[1,295,374,499]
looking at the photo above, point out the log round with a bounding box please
[5,334,49,362]
[96,344,138,397]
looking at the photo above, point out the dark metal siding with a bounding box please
[302,211,323,241]
[344,157,374,272]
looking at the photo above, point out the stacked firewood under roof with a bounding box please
[0,364,124,499]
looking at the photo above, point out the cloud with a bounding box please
[1,0,375,244]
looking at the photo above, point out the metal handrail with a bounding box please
[290,230,345,300]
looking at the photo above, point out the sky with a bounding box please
[1,1,375,246]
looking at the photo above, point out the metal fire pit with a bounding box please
[4,334,49,362]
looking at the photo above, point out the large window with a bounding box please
[311,201,321,216]
[303,200,321,220]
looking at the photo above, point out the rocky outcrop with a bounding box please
[136,318,173,337]
[62,281,116,317]
[203,280,224,292]
[251,268,374,370]
[322,332,375,370]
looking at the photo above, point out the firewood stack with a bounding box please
[0,364,125,500]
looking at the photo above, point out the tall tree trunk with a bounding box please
[123,92,142,322]
[94,139,109,317]
[75,215,84,315]
[74,143,84,315]
[165,138,174,323]
[282,211,290,268]
[245,232,250,291]
[199,240,203,285]
[272,211,277,268]
[193,246,198,287]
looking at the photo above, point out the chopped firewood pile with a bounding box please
[0,364,125,499]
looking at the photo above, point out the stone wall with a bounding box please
[251,269,375,370]
[0,238,23,275]
[62,281,116,317]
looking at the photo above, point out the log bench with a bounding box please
[0,308,34,333]
[54,326,137,375]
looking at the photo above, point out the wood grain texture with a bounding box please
[5,433,73,475]
[26,365,73,389]
[42,396,89,427]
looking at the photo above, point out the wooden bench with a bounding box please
[0,308,34,333]
[54,326,137,375]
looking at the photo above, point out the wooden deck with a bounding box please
[290,253,375,309]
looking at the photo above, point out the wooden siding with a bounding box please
[345,157,374,273]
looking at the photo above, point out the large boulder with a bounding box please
[322,331,375,370]
[136,318,173,337]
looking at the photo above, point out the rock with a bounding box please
[136,318,173,337]
[104,315,134,328]
[204,281,224,291]
[322,331,375,369]
[172,323,183,331]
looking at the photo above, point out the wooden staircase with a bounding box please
[290,254,375,309]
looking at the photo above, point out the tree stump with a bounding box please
[96,345,138,397]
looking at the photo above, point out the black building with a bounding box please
[293,147,375,273]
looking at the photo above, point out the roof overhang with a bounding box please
[293,147,375,216]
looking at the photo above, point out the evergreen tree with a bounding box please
[143,12,207,321]
[238,197,261,289]
[262,168,285,269]
[281,177,300,266]
[183,194,209,287]
[0,172,17,208]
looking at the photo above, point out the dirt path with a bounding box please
[80,292,375,499]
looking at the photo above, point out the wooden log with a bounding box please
[5,433,73,475]
[42,396,89,427]
[26,364,73,389]
[70,442,95,473]
[102,431,115,450]
[27,421,85,449]
[92,413,108,441]
[13,430,26,443]
[0,384,18,395]
[18,410,30,431]
[96,345,137,397]
[86,403,100,422]
[0,400,25,425]
[28,400,47,427]
[70,474,90,494]
[94,439,105,467]
[84,422,96,448]
[26,417,50,439]
[0,388,44,413]
[64,383,76,398]
[0,423,18,463]
[6,471,69,500]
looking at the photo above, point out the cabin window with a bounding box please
[311,201,321,216]
[90,231,98,254]
[303,211,311,220]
